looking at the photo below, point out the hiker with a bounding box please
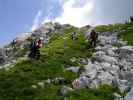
[130,16,133,23]
[12,38,17,51]
[71,32,78,40]
[35,37,43,59]
[90,29,98,47]
[28,38,37,59]
[28,37,43,60]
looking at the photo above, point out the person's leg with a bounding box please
[33,49,37,59]
[75,36,78,40]
[94,39,96,47]
[36,49,40,60]
[28,49,33,59]
[91,39,95,47]
[37,51,41,60]
[71,35,73,40]
[90,39,93,46]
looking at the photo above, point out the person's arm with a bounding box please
[37,42,43,48]
[39,43,43,48]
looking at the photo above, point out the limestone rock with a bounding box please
[125,87,133,100]
[59,86,74,96]
[65,67,79,73]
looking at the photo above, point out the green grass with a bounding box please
[118,25,133,46]
[0,28,120,100]
[95,22,133,46]
[95,23,133,33]
[67,85,120,100]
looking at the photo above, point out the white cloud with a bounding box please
[54,0,96,27]
[43,19,51,24]
[30,10,42,31]
[42,6,54,24]
[30,0,133,30]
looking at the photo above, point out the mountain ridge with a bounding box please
[0,22,133,100]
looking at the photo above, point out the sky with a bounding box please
[0,0,133,47]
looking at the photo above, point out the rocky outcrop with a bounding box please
[72,32,133,99]
[1,23,133,99]
[0,23,76,69]
[0,48,6,66]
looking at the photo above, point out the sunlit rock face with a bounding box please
[0,48,6,66]
[76,31,133,95]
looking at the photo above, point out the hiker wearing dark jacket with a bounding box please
[90,29,98,47]
[28,39,37,59]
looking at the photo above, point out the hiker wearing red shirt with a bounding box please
[35,37,44,60]
[28,37,44,60]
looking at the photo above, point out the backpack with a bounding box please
[31,41,36,49]
[90,31,97,40]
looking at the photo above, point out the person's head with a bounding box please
[73,32,76,34]
[30,37,36,41]
[38,37,43,43]
[91,29,95,33]
[39,37,44,40]
[88,28,95,32]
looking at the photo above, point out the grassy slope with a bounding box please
[0,29,120,100]
[118,24,133,46]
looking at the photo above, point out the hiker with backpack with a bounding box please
[28,37,43,60]
[35,37,43,59]
[12,38,17,52]
[71,32,78,40]
[89,29,98,47]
